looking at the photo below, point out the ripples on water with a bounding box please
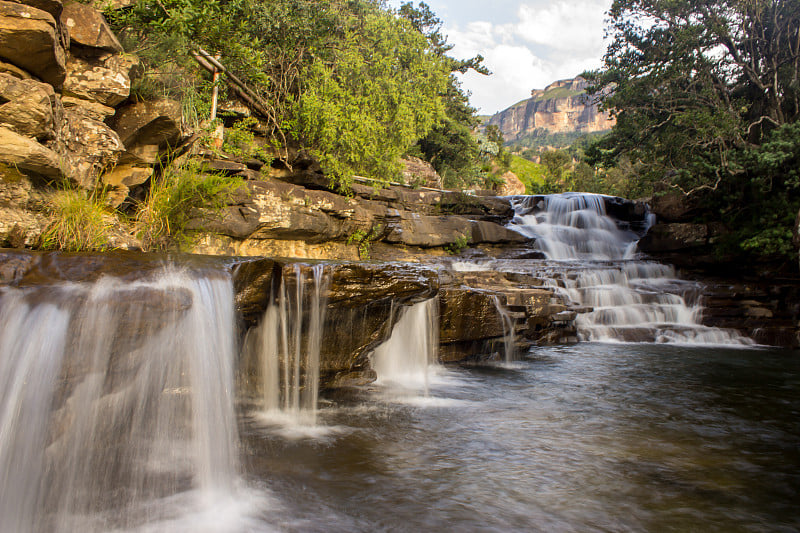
[241,344,800,532]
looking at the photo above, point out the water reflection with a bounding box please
[242,344,800,531]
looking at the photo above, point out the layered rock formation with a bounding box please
[0,0,186,242]
[0,249,573,389]
[486,76,614,143]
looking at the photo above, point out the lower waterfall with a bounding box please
[372,299,440,393]
[506,193,754,345]
[0,269,250,532]
[245,264,330,426]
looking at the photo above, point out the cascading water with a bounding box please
[507,193,754,345]
[492,295,517,362]
[0,269,249,532]
[508,192,645,261]
[372,299,440,393]
[246,264,330,426]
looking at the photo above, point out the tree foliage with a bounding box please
[109,0,453,188]
[585,0,800,259]
[397,2,496,189]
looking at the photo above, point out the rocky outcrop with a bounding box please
[496,170,525,196]
[108,98,182,164]
[0,0,147,204]
[0,250,585,390]
[400,156,441,189]
[188,174,527,259]
[0,1,66,88]
[487,77,614,143]
[0,73,61,140]
[0,126,62,177]
[60,1,123,53]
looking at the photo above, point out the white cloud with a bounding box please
[514,1,608,54]
[441,0,611,114]
[455,45,548,113]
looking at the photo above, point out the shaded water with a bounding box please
[243,344,800,532]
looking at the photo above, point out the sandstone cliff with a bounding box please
[486,76,614,143]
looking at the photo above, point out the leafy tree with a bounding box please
[586,0,800,194]
[398,2,493,189]
[585,0,800,260]
[109,0,451,189]
[540,150,571,184]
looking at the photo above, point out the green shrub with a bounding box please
[39,187,113,252]
[135,161,241,251]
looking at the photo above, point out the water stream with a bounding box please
[505,193,753,345]
[245,265,330,427]
[0,193,794,531]
[372,298,440,394]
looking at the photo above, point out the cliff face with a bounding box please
[487,77,614,142]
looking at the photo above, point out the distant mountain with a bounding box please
[486,77,614,147]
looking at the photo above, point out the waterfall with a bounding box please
[492,296,517,362]
[372,299,440,392]
[247,264,330,425]
[508,193,642,261]
[508,193,754,346]
[0,269,244,532]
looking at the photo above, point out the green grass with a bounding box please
[510,155,545,193]
[135,161,242,251]
[39,188,113,252]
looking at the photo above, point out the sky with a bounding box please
[390,0,613,115]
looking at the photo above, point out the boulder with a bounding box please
[384,213,472,247]
[100,162,152,206]
[60,94,114,121]
[60,1,122,53]
[59,108,125,188]
[383,212,524,247]
[438,191,515,222]
[649,191,699,222]
[0,125,61,177]
[7,0,62,19]
[0,58,33,79]
[109,99,182,163]
[0,73,60,140]
[62,54,134,108]
[638,222,709,253]
[469,220,528,245]
[495,170,525,196]
[0,1,66,87]
[400,156,441,189]
[197,178,378,243]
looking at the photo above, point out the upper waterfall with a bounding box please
[507,193,653,261]
[503,193,753,346]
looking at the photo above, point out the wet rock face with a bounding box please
[436,269,565,362]
[230,257,440,381]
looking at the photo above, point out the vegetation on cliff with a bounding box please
[106,0,494,190]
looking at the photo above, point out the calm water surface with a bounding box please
[241,344,800,532]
